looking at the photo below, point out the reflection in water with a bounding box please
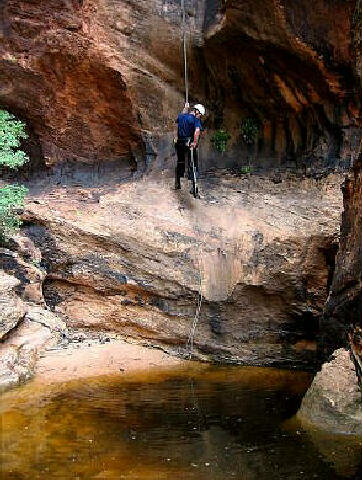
[1,365,360,479]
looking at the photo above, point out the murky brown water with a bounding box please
[1,365,361,479]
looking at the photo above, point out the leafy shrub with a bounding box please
[0,184,28,239]
[241,118,259,145]
[0,109,29,168]
[0,109,29,240]
[239,165,253,174]
[211,129,231,153]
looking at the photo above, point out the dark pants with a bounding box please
[175,138,199,187]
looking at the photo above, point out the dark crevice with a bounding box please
[320,242,339,293]
[0,314,26,343]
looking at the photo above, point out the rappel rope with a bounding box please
[185,267,203,358]
[181,0,189,104]
[180,0,203,359]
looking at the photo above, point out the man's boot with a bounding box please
[175,169,181,190]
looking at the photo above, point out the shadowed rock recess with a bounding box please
[0,0,361,410]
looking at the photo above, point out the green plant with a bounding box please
[0,184,28,239]
[0,109,29,169]
[211,129,231,153]
[0,109,29,240]
[241,117,259,145]
[239,165,253,174]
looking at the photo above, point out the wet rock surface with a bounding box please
[298,348,362,435]
[0,307,65,391]
[0,316,56,391]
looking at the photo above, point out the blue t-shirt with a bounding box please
[176,113,202,138]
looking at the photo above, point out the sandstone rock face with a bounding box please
[0,0,360,389]
[295,0,361,438]
[298,154,361,434]
[0,318,48,391]
[322,155,362,367]
[0,270,26,340]
[0,0,191,170]
[199,0,361,170]
[0,237,65,390]
[298,348,362,434]
[0,0,360,172]
[21,172,343,367]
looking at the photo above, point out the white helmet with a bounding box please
[193,104,206,116]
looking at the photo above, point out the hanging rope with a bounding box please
[179,0,203,358]
[185,269,203,358]
[181,0,189,104]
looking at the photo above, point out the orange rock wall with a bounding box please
[0,0,360,171]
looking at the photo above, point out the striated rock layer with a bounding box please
[18,172,343,368]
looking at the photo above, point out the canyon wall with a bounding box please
[297,154,362,434]
[0,0,361,386]
[197,0,361,170]
[322,154,362,368]
[297,0,361,434]
[1,0,360,174]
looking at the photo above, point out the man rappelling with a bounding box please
[176,0,206,198]
[175,102,206,195]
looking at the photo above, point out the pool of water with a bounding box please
[1,365,361,479]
